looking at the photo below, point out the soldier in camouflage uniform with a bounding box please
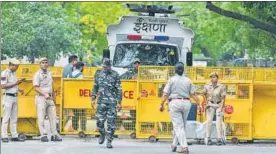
[91,58,122,148]
[120,58,140,80]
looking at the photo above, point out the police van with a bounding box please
[104,4,194,75]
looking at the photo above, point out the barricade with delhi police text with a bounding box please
[59,78,137,138]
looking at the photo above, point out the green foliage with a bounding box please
[2,2,81,64]
[171,2,276,62]
[63,2,130,65]
[2,2,276,65]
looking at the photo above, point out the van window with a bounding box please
[113,43,179,67]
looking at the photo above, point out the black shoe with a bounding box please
[51,135,62,142]
[217,139,223,146]
[207,139,213,146]
[98,133,105,145]
[171,144,177,152]
[187,142,193,146]
[2,138,8,143]
[106,140,113,149]
[11,138,25,142]
[41,136,49,142]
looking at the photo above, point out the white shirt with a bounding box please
[71,69,84,79]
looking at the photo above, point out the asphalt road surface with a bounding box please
[2,136,276,154]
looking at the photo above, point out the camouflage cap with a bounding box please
[210,72,219,78]
[102,58,111,66]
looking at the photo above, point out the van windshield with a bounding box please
[113,43,179,68]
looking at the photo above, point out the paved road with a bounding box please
[2,136,276,154]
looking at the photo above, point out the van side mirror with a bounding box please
[186,52,193,66]
[103,49,110,59]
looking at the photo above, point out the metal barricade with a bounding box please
[60,79,136,137]
[136,66,254,143]
[136,66,199,141]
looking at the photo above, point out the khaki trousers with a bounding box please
[1,95,18,138]
[35,96,58,136]
[206,103,223,139]
[169,100,191,148]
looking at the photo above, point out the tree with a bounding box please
[2,2,81,64]
[206,2,276,35]
[63,2,130,65]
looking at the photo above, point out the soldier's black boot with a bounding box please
[51,135,62,142]
[106,140,113,149]
[98,133,105,145]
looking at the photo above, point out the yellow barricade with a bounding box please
[83,67,98,79]
[1,95,39,139]
[136,66,254,142]
[252,85,276,140]
[60,79,136,137]
[195,82,253,142]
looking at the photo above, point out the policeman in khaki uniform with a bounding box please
[1,59,25,143]
[202,72,226,146]
[33,57,62,142]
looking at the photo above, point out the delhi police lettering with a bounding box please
[133,18,167,33]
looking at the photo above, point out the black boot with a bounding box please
[41,136,49,142]
[11,137,25,142]
[51,135,62,142]
[217,138,223,146]
[2,138,9,143]
[98,133,105,145]
[206,138,213,146]
[106,140,113,148]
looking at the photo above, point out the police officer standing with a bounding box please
[33,57,62,142]
[71,62,87,132]
[1,59,25,143]
[202,72,226,146]
[120,58,140,80]
[91,58,122,148]
[160,62,202,153]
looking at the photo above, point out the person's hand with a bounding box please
[18,89,24,95]
[159,104,164,112]
[91,100,96,109]
[44,93,50,99]
[198,104,203,112]
[117,104,122,112]
[16,80,23,85]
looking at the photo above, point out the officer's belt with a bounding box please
[4,93,18,97]
[38,93,52,97]
[210,101,221,104]
[169,98,190,102]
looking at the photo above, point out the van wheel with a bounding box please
[231,137,239,144]
[78,131,86,138]
[149,136,157,143]
[130,132,136,139]
[18,133,26,141]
